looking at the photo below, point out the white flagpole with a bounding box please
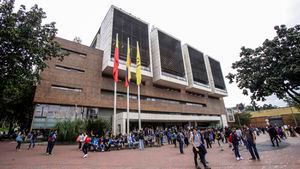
[138,85,141,131]
[113,81,117,136]
[127,86,130,134]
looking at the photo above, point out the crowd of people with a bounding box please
[11,124,299,169]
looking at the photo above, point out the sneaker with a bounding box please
[236,157,240,161]
[83,154,88,158]
[240,157,244,160]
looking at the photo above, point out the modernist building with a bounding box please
[32,6,228,134]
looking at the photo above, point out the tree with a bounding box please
[0,0,68,132]
[226,24,300,105]
[234,112,252,127]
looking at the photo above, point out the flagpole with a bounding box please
[127,86,130,134]
[113,81,117,136]
[138,85,141,131]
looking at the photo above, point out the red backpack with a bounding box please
[84,136,91,144]
[228,133,233,143]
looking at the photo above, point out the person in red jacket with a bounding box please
[82,132,90,158]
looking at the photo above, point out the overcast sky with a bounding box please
[16,0,300,108]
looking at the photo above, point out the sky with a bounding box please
[15,0,300,108]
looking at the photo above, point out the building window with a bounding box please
[61,48,87,58]
[55,65,85,73]
[51,85,82,92]
[186,91,205,97]
[153,84,181,93]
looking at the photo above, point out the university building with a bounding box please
[32,6,228,134]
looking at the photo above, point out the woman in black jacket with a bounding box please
[231,129,244,161]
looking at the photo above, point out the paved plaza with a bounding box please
[0,134,299,169]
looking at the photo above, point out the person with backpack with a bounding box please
[191,128,211,169]
[177,130,185,154]
[82,132,90,158]
[46,130,57,155]
[27,131,37,149]
[15,132,23,151]
[231,129,244,161]
[204,129,212,149]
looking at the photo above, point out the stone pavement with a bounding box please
[0,134,299,169]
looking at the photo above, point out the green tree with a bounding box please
[226,24,300,105]
[0,0,67,132]
[234,112,252,127]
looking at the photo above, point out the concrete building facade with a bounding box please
[32,6,228,134]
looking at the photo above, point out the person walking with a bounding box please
[231,129,243,161]
[268,125,279,147]
[82,133,90,158]
[27,131,37,149]
[46,131,57,155]
[191,128,211,169]
[77,133,84,150]
[15,132,23,151]
[177,130,185,154]
[138,130,145,150]
[216,130,224,151]
[204,129,212,149]
[245,125,260,160]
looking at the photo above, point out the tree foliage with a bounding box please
[227,24,300,104]
[234,112,252,127]
[0,0,67,130]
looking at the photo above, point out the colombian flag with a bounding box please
[113,34,119,82]
[136,41,142,86]
[125,38,131,87]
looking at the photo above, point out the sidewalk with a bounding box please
[0,134,299,169]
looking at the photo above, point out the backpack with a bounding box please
[228,133,233,143]
[85,136,91,144]
[48,133,55,142]
[176,134,181,142]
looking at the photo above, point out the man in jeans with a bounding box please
[191,128,211,169]
[177,130,185,154]
[46,131,57,155]
[246,125,260,160]
[138,130,144,150]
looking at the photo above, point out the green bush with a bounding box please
[55,119,85,142]
[55,118,110,142]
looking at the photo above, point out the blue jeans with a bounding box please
[247,140,260,159]
[28,139,35,149]
[139,139,144,150]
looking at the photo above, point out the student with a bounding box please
[46,131,57,155]
[138,130,145,150]
[268,125,279,147]
[231,129,243,161]
[15,132,23,151]
[216,130,224,151]
[27,131,37,149]
[191,128,211,169]
[245,125,260,160]
[177,130,185,154]
[82,133,90,158]
[77,133,84,150]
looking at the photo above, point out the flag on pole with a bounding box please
[113,34,119,82]
[125,38,131,87]
[136,41,142,85]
